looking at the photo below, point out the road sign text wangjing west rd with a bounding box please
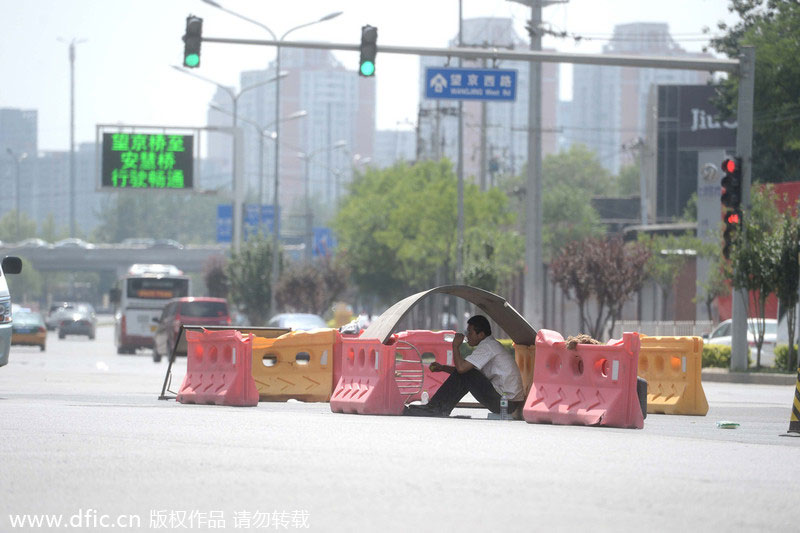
[425,67,517,102]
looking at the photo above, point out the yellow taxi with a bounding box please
[11,310,46,351]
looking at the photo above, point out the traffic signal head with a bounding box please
[722,208,741,260]
[359,25,377,77]
[720,156,742,210]
[183,15,203,68]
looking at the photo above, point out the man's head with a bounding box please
[465,315,491,346]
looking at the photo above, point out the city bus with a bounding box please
[111,264,190,355]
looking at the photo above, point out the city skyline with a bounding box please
[0,0,737,153]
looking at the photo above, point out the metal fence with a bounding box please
[612,320,714,339]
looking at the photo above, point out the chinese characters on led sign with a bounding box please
[101,133,194,189]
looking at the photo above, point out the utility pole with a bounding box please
[510,0,567,328]
[455,0,465,323]
[59,37,86,237]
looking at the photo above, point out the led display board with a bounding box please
[101,132,194,190]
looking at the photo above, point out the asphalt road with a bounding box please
[1,322,798,532]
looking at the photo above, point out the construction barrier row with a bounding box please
[523,329,644,429]
[175,327,708,427]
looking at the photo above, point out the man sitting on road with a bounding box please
[404,314,525,417]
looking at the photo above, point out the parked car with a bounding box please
[153,297,231,362]
[57,303,97,339]
[16,238,51,248]
[266,313,327,331]
[150,239,184,250]
[53,238,95,249]
[705,318,777,366]
[120,237,155,247]
[11,310,46,351]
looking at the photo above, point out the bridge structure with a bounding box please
[1,244,232,276]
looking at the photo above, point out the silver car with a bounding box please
[705,318,777,366]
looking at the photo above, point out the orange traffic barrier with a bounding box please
[514,343,536,397]
[523,329,644,429]
[392,330,456,402]
[330,337,406,415]
[251,329,342,402]
[638,335,708,416]
[177,329,259,407]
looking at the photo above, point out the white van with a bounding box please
[0,256,23,367]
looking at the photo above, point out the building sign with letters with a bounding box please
[101,132,194,190]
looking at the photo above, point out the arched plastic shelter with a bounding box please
[361,285,537,346]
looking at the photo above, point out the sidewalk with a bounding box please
[701,367,797,386]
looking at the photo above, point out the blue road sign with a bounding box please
[217,204,233,243]
[313,227,337,258]
[425,67,517,101]
[217,204,277,243]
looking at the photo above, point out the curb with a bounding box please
[701,369,796,386]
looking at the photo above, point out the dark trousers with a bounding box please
[429,369,522,415]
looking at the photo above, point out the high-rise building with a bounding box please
[567,23,712,174]
[0,108,37,156]
[418,17,560,186]
[207,48,376,231]
[373,130,416,168]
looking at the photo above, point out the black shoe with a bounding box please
[403,404,446,417]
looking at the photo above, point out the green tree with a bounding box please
[0,211,37,243]
[730,185,783,368]
[91,192,219,243]
[775,209,800,370]
[335,160,522,306]
[225,233,277,326]
[39,214,69,243]
[707,1,800,182]
[615,163,641,197]
[275,254,349,316]
[5,257,43,305]
[202,255,229,299]
[550,237,650,339]
[640,233,703,320]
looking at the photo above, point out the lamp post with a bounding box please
[172,66,286,252]
[298,140,347,263]
[201,0,342,315]
[57,37,86,238]
[6,148,27,242]
[210,104,307,215]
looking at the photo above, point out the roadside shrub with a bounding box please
[774,344,799,372]
[702,344,731,368]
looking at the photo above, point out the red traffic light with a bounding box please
[727,212,740,224]
[722,158,737,174]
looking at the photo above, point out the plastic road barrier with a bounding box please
[392,330,456,402]
[514,343,536,398]
[638,335,708,416]
[523,329,644,429]
[177,329,259,407]
[330,337,406,415]
[251,328,342,402]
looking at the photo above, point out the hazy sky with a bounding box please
[0,0,738,152]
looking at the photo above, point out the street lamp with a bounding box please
[209,104,307,208]
[172,66,286,252]
[57,37,86,238]
[298,140,347,263]
[6,148,28,242]
[200,0,343,314]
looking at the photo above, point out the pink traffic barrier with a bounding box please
[330,337,406,415]
[392,330,456,402]
[177,329,259,407]
[522,329,644,429]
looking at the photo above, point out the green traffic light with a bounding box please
[184,54,200,67]
[360,61,375,76]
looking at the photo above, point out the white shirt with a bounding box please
[465,336,525,401]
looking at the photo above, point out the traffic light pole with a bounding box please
[730,47,755,372]
[198,33,745,335]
